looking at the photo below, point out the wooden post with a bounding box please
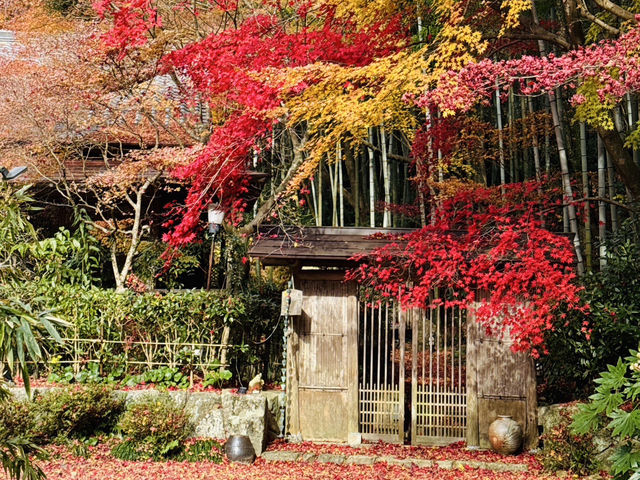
[398,303,406,443]
[411,309,418,445]
[465,305,479,447]
[525,355,539,450]
[347,286,360,442]
[287,313,301,438]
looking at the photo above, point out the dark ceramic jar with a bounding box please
[225,435,256,463]
[488,415,523,455]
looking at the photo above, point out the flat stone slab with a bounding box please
[260,451,301,462]
[316,454,345,464]
[411,459,435,468]
[376,456,414,467]
[345,455,376,465]
[261,449,529,473]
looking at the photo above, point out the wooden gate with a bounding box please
[466,305,538,450]
[411,305,467,445]
[358,300,405,443]
[288,272,359,442]
[358,299,467,445]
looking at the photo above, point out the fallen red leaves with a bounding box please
[267,440,541,469]
[37,444,554,480]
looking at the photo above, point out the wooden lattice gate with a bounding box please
[358,301,405,443]
[411,305,467,445]
[358,299,467,445]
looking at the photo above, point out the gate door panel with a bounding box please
[358,300,405,443]
[290,275,358,442]
[411,305,467,445]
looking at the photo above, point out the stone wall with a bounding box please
[10,387,284,455]
[538,402,615,468]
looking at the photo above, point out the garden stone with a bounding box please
[539,403,619,469]
[345,455,376,465]
[480,462,528,472]
[411,459,434,468]
[316,453,345,464]
[222,391,268,455]
[262,390,284,441]
[300,453,316,462]
[377,456,413,467]
[184,393,224,438]
[260,451,300,462]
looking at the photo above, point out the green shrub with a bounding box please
[202,369,232,388]
[572,347,640,480]
[122,367,191,389]
[0,398,35,442]
[1,283,281,385]
[111,438,222,463]
[539,408,598,475]
[30,385,125,443]
[173,439,223,462]
[114,394,193,459]
[539,219,640,404]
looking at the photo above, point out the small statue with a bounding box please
[248,373,264,393]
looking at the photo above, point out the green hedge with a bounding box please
[0,283,281,384]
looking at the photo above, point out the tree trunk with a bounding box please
[595,124,640,202]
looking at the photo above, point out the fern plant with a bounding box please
[572,347,640,480]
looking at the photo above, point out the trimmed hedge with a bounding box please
[0,283,281,384]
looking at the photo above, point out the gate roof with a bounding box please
[249,225,415,267]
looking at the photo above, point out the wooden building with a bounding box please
[250,226,538,449]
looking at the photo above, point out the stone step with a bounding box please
[260,451,529,472]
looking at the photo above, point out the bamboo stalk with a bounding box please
[328,154,337,226]
[354,147,360,226]
[337,142,344,227]
[607,151,619,232]
[545,73,584,273]
[368,128,376,227]
[318,156,323,226]
[528,97,541,180]
[495,78,506,191]
[381,126,391,227]
[580,123,593,271]
[598,135,607,269]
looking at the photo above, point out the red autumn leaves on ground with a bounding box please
[36,442,558,480]
[266,439,540,468]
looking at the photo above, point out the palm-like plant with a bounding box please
[0,382,45,480]
[0,298,69,480]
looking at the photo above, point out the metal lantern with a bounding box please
[207,204,225,234]
[0,166,27,181]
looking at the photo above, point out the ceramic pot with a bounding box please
[225,435,256,463]
[488,415,523,455]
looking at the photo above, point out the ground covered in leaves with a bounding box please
[33,443,583,480]
[39,452,549,480]
[267,439,540,467]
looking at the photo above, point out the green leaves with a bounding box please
[571,345,640,479]
[611,444,640,477]
[0,297,70,398]
[609,410,640,438]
